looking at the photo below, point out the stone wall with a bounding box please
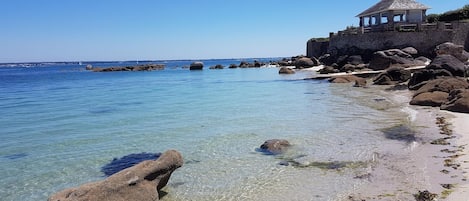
[306,22,469,59]
[306,39,329,58]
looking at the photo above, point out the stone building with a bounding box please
[306,0,469,59]
[357,0,430,32]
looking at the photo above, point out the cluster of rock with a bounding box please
[48,150,183,201]
[319,42,469,114]
[90,64,165,72]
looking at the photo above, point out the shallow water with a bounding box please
[0,60,424,200]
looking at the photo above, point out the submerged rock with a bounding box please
[258,139,290,155]
[382,125,416,142]
[48,150,183,201]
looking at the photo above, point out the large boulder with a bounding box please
[401,47,418,56]
[435,42,469,62]
[190,62,204,70]
[295,57,318,68]
[373,67,411,85]
[368,49,424,70]
[259,139,290,155]
[48,150,183,201]
[410,91,449,107]
[328,75,365,84]
[319,66,340,74]
[279,67,295,74]
[441,89,469,113]
[426,54,467,77]
[413,78,469,97]
[408,69,453,90]
[347,55,364,66]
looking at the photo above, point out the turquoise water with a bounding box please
[0,60,414,200]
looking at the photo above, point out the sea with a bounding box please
[0,58,426,201]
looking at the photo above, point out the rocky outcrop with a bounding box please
[368,49,424,70]
[373,67,411,85]
[401,47,418,56]
[238,61,265,68]
[92,64,165,72]
[435,42,469,63]
[279,67,295,74]
[258,139,290,155]
[426,54,467,77]
[319,66,340,74]
[48,150,183,201]
[441,89,469,113]
[190,62,204,70]
[410,91,449,107]
[410,78,469,107]
[295,57,318,68]
[329,75,366,84]
[209,64,224,69]
[408,69,453,90]
[413,78,469,97]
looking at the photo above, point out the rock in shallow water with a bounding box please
[48,150,183,201]
[258,139,290,155]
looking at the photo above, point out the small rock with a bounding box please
[279,67,295,74]
[259,139,290,155]
[190,62,204,70]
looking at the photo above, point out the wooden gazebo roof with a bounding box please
[357,0,430,17]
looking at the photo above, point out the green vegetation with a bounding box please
[427,4,469,23]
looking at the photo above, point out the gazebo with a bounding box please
[357,0,430,31]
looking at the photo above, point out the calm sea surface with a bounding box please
[0,59,415,200]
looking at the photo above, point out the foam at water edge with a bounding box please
[401,106,418,123]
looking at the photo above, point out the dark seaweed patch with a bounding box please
[101,152,161,176]
[382,125,416,142]
[4,153,28,160]
[89,106,116,114]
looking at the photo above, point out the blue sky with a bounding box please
[0,0,465,62]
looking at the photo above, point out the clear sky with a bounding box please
[0,0,465,62]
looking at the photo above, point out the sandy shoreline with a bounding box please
[342,85,469,201]
[444,112,469,200]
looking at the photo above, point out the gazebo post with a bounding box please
[388,10,395,30]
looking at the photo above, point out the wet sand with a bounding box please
[444,112,469,200]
